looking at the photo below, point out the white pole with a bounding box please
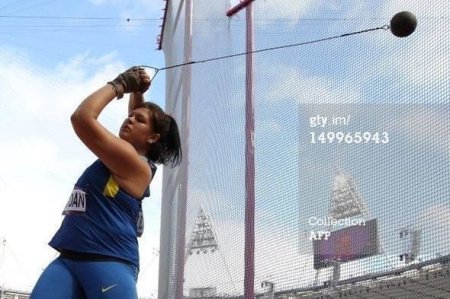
[175,0,193,298]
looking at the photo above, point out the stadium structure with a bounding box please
[0,238,30,299]
[180,171,450,299]
[0,288,30,299]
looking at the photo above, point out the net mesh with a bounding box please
[159,0,450,298]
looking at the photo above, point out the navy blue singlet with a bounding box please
[49,159,156,269]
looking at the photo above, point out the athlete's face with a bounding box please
[119,107,157,149]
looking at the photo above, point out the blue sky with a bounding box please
[0,0,166,297]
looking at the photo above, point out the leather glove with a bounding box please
[108,66,150,99]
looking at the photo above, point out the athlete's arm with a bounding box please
[129,92,146,114]
[71,83,151,198]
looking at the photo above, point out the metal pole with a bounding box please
[244,2,255,298]
[227,1,256,297]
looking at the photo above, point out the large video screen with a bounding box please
[313,219,379,269]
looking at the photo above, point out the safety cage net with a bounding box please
[158,0,450,298]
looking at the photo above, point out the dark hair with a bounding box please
[140,102,182,167]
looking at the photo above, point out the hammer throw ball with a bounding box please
[390,11,417,37]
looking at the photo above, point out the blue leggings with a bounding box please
[30,257,138,299]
